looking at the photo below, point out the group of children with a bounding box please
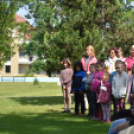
[60,58,134,123]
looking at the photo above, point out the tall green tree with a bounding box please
[24,0,134,76]
[0,0,31,67]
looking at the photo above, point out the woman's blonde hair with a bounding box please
[131,45,134,50]
[86,45,95,57]
[62,58,72,69]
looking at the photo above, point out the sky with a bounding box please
[17,7,34,25]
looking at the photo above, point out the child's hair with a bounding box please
[115,59,122,67]
[72,61,84,80]
[132,64,134,74]
[62,58,72,69]
[102,63,106,71]
[73,61,84,72]
[115,60,126,72]
[86,45,95,57]
[103,71,110,78]
[118,47,122,51]
[95,61,103,66]
[95,62,103,68]
[90,63,95,68]
[109,46,118,55]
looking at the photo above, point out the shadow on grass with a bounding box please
[10,96,64,106]
[0,112,110,134]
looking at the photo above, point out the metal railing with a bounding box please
[0,77,60,82]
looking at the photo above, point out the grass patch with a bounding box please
[0,82,128,134]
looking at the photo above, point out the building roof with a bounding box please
[14,14,28,23]
[15,14,36,40]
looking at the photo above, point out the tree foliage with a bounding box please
[24,0,134,75]
[0,1,31,67]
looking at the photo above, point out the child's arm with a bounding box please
[86,74,93,84]
[60,71,63,85]
[112,77,115,96]
[125,76,129,94]
[80,72,86,91]
[82,76,88,83]
[106,83,111,102]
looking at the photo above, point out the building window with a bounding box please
[19,51,25,57]
[5,65,11,73]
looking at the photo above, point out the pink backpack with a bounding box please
[91,72,102,92]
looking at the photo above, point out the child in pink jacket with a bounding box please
[97,71,111,123]
[90,62,103,120]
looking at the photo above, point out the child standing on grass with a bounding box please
[82,64,95,116]
[60,58,73,113]
[112,62,128,112]
[97,72,111,123]
[72,61,86,115]
[90,62,103,120]
[127,64,134,106]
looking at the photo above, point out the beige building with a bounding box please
[0,14,46,77]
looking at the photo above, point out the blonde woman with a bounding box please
[81,45,97,75]
[81,45,97,111]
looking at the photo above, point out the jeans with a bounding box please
[108,118,127,134]
[85,89,94,115]
[90,91,97,116]
[75,90,85,114]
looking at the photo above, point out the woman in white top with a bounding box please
[105,47,118,74]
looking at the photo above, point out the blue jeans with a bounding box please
[108,118,127,134]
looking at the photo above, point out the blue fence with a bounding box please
[0,77,60,82]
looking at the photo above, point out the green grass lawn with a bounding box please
[0,82,118,134]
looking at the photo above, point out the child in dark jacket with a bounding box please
[72,61,86,115]
[97,71,111,123]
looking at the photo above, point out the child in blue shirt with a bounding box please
[72,61,86,115]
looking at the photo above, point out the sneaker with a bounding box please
[104,120,111,123]
[98,117,102,120]
[95,117,100,121]
[101,120,106,122]
[87,114,92,117]
[61,110,67,113]
[92,116,95,120]
[80,113,84,116]
[67,109,71,113]
[72,113,78,115]
[92,117,99,121]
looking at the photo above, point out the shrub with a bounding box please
[33,78,39,85]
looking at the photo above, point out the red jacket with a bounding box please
[125,56,134,72]
[97,81,111,103]
[91,71,103,92]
